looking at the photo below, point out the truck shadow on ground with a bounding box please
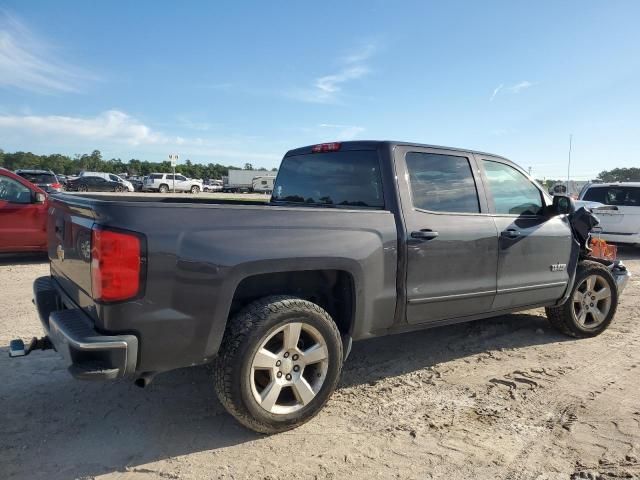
[0,253,48,266]
[0,311,570,480]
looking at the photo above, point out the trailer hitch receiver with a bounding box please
[9,336,53,358]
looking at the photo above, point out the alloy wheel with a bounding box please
[250,322,329,415]
[571,274,612,329]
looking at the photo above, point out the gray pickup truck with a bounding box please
[11,141,630,433]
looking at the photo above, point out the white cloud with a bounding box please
[290,42,376,103]
[490,84,503,102]
[0,11,94,94]
[489,80,535,101]
[0,110,166,145]
[0,109,280,161]
[509,80,534,93]
[319,123,365,140]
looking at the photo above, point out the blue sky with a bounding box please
[1,1,639,179]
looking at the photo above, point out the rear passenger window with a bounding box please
[150,174,163,180]
[405,152,480,213]
[482,160,543,216]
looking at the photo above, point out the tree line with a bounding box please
[536,167,640,189]
[0,149,277,180]
[1,148,637,183]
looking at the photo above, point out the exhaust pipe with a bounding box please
[134,372,156,388]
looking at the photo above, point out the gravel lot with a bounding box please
[1,249,638,480]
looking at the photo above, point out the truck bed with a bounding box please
[46,192,399,374]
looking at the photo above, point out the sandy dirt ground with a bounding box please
[1,249,638,480]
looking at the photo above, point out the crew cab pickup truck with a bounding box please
[11,141,631,433]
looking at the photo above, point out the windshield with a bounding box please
[272,151,384,208]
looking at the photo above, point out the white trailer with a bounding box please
[252,176,275,194]
[224,170,277,192]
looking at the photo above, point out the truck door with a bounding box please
[395,146,499,324]
[477,157,573,309]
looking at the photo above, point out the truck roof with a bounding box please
[284,140,510,162]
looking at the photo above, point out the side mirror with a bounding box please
[34,192,46,204]
[552,195,575,215]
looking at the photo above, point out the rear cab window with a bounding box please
[17,172,56,184]
[272,150,384,209]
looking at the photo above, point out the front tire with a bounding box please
[545,260,618,338]
[190,185,200,194]
[213,295,343,434]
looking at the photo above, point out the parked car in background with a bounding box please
[203,179,223,192]
[579,182,640,246]
[15,169,63,193]
[66,175,128,192]
[549,180,588,198]
[56,175,68,187]
[143,173,202,193]
[0,168,48,253]
[79,171,134,192]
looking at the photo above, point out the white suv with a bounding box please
[579,182,640,246]
[143,173,202,193]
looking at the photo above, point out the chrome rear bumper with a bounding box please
[609,261,631,295]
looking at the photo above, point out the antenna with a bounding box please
[566,134,572,191]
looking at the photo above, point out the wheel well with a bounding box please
[230,270,355,336]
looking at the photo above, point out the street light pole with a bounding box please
[566,134,572,193]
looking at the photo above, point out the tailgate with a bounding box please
[596,206,639,234]
[48,196,96,304]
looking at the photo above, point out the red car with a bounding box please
[0,167,49,253]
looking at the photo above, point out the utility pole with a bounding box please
[528,166,532,176]
[566,134,572,193]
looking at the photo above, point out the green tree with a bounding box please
[597,168,640,182]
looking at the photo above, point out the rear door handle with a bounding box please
[411,230,439,240]
[501,229,520,238]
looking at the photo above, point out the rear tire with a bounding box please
[213,295,343,434]
[545,260,618,338]
[158,184,169,194]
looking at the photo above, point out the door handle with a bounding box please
[411,229,439,240]
[501,229,521,238]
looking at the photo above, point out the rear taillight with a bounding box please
[91,227,143,302]
[312,142,341,153]
[51,183,62,190]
